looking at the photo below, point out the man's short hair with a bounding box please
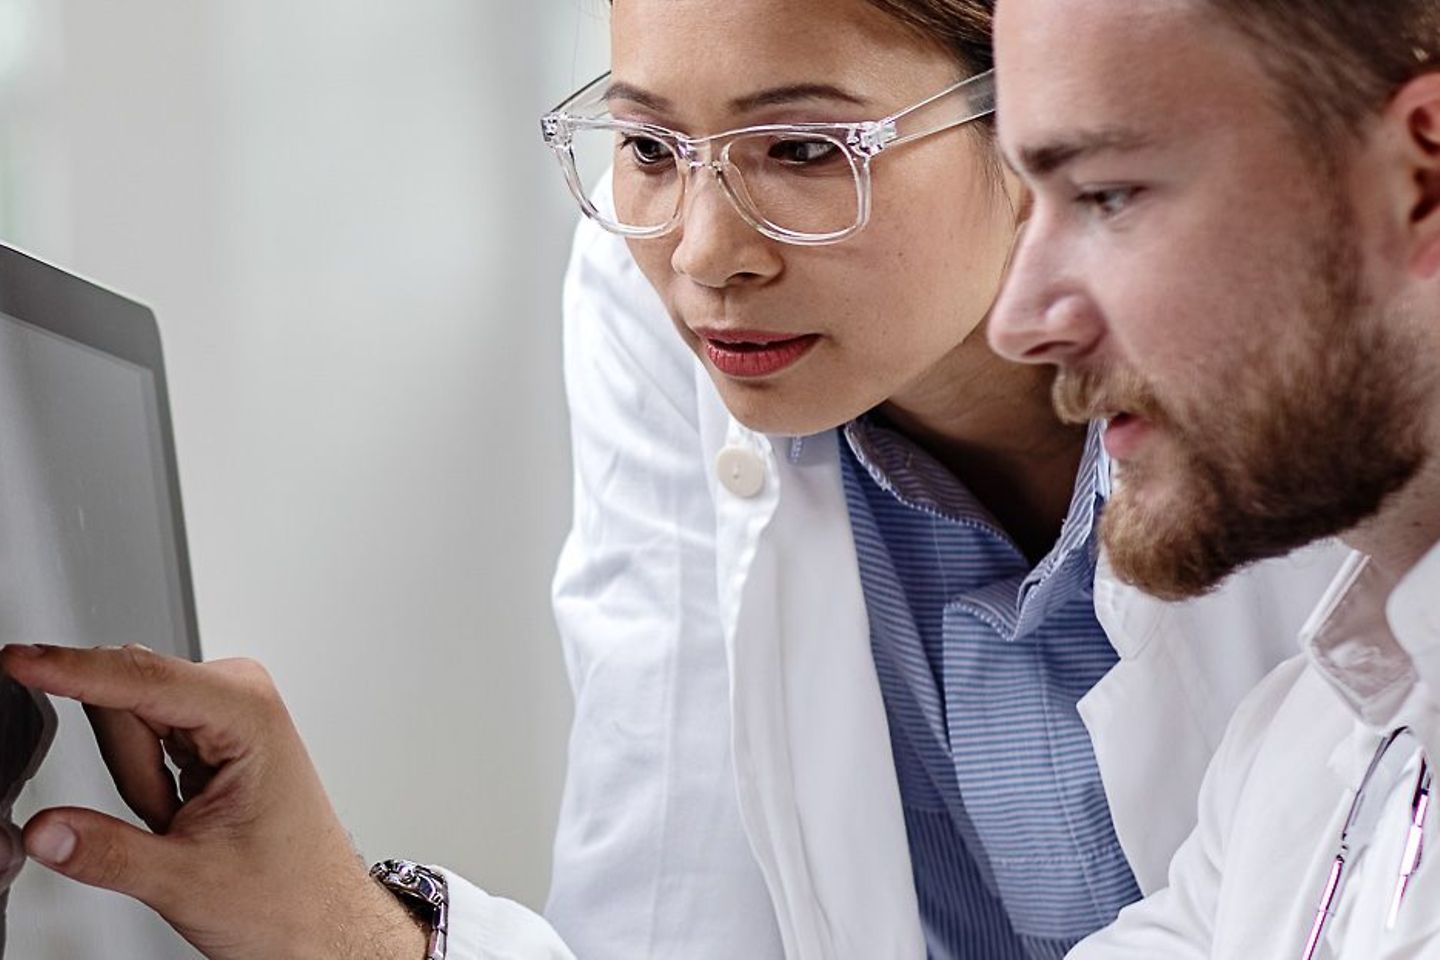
[1201,1,1440,151]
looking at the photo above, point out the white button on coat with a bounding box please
[716,446,767,499]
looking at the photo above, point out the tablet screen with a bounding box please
[0,308,199,958]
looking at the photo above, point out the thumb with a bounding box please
[23,807,185,912]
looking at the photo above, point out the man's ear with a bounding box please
[1393,73,1440,277]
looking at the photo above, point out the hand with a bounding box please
[0,644,428,960]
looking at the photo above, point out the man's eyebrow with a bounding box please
[603,81,870,116]
[1015,128,1156,179]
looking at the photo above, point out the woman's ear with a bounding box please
[1393,73,1440,277]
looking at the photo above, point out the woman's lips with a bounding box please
[698,330,821,379]
[1103,412,1155,460]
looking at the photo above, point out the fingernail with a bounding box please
[2,645,45,659]
[29,823,77,866]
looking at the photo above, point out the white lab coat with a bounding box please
[1072,547,1440,959]
[431,212,1347,959]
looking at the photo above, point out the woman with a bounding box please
[3,1,1342,958]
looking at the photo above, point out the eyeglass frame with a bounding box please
[1300,726,1432,959]
[539,69,997,247]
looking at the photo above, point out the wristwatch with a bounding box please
[370,859,449,960]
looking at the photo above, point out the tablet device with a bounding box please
[0,241,201,958]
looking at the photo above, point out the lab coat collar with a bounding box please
[1301,550,1414,728]
[1302,542,1440,780]
[1384,539,1440,698]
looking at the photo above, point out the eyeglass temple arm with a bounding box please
[882,69,997,151]
[546,71,613,124]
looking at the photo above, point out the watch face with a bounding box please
[373,861,446,909]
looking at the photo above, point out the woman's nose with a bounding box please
[669,171,783,289]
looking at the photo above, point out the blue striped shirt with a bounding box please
[836,417,1141,959]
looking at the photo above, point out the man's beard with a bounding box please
[1054,210,1432,601]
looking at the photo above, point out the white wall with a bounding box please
[0,0,610,909]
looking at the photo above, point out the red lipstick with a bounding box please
[697,329,821,379]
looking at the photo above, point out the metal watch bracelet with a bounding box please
[369,859,449,960]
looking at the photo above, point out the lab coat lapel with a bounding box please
[704,408,924,960]
[1082,543,1350,894]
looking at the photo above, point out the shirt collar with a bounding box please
[1302,552,1415,727]
[840,414,1107,641]
[1303,541,1440,730]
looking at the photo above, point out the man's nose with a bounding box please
[669,169,783,290]
[989,226,1104,366]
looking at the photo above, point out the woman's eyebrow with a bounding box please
[729,84,870,113]
[603,81,870,115]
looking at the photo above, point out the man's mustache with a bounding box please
[1052,366,1166,426]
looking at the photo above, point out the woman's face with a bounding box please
[611,0,1021,435]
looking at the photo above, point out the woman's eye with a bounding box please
[620,136,673,168]
[769,139,841,166]
[1078,187,1142,219]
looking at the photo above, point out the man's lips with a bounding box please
[694,328,821,379]
[1102,412,1155,460]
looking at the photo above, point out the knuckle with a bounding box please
[216,658,285,712]
[119,645,170,686]
[222,657,276,693]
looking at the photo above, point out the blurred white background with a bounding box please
[0,0,610,911]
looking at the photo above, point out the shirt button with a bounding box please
[716,446,767,499]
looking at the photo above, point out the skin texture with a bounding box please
[612,0,1013,436]
[611,0,1085,559]
[988,0,1440,597]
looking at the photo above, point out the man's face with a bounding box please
[988,0,1434,599]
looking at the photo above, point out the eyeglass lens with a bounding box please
[567,127,864,238]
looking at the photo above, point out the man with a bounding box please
[988,0,1440,954]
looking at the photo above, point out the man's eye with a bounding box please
[1078,187,1142,219]
[768,139,841,166]
[620,136,673,167]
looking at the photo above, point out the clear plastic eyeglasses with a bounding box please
[539,70,996,246]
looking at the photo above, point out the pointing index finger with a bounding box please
[0,645,251,742]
